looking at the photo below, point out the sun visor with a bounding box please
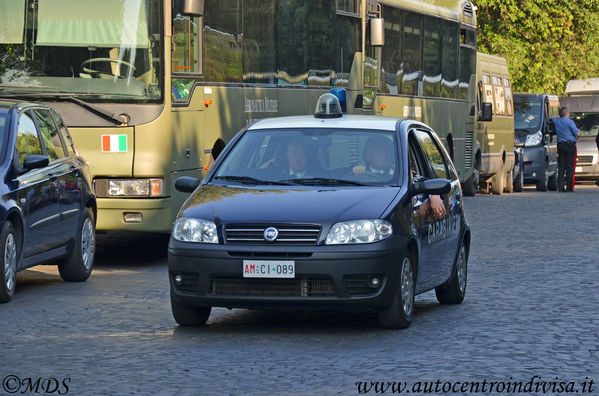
[36,0,148,48]
[0,0,26,44]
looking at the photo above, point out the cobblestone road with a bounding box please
[1,186,598,395]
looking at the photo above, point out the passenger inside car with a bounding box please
[351,135,396,180]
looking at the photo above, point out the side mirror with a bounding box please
[412,179,451,196]
[175,176,201,193]
[370,18,385,47]
[480,102,493,122]
[23,155,49,172]
[181,0,204,17]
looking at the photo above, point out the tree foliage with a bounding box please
[476,0,599,95]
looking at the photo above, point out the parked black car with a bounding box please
[168,94,470,329]
[0,100,96,302]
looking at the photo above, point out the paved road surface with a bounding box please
[1,186,598,395]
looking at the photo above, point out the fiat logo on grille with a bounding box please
[264,227,279,242]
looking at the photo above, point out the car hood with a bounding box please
[576,136,599,154]
[180,184,401,224]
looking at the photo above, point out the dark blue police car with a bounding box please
[168,94,470,329]
[0,100,96,302]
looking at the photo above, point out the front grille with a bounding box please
[210,277,335,297]
[577,155,594,165]
[464,130,474,168]
[225,225,321,245]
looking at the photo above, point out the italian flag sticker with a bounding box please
[101,135,127,153]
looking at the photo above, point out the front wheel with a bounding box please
[378,255,415,329]
[171,292,212,326]
[435,239,468,304]
[514,167,524,192]
[0,222,18,303]
[491,166,505,195]
[548,171,558,191]
[536,163,549,191]
[462,172,477,197]
[58,208,95,282]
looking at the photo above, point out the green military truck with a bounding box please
[466,53,515,195]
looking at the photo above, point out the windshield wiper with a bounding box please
[213,176,294,186]
[278,177,368,186]
[0,92,129,125]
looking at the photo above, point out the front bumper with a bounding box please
[96,198,173,232]
[522,146,545,181]
[168,238,406,309]
[575,153,599,180]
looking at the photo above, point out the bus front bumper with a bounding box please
[96,198,173,233]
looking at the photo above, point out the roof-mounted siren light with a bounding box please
[330,88,347,112]
[182,0,204,17]
[314,93,344,119]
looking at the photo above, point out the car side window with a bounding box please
[408,135,428,181]
[51,109,77,156]
[16,112,43,168]
[33,109,66,161]
[413,129,449,179]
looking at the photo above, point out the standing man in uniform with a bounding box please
[553,107,580,192]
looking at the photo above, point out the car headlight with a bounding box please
[172,218,219,243]
[101,178,164,197]
[525,131,542,147]
[325,220,393,245]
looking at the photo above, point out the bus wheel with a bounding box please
[491,167,504,195]
[504,169,514,193]
[462,171,478,196]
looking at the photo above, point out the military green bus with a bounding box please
[0,0,479,232]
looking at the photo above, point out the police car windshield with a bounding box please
[514,100,542,132]
[213,128,399,187]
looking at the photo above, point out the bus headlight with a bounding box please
[101,179,164,197]
[325,220,392,245]
[172,218,219,243]
[525,131,542,147]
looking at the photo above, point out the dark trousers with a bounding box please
[557,142,576,192]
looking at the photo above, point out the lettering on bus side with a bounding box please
[244,98,278,113]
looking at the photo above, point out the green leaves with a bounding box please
[477,0,599,94]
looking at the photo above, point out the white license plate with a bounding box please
[575,167,582,173]
[243,260,295,278]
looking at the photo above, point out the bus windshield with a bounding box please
[571,113,599,137]
[0,0,163,103]
[514,100,542,132]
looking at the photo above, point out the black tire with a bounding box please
[377,254,415,329]
[514,168,524,192]
[548,171,558,191]
[536,163,549,191]
[462,173,477,197]
[58,208,95,282]
[504,169,514,193]
[0,222,18,303]
[436,238,468,304]
[171,292,211,326]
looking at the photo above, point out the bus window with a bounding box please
[203,0,243,83]
[458,28,476,100]
[381,6,404,94]
[441,20,459,99]
[172,0,201,102]
[483,74,494,104]
[422,16,442,98]
[401,12,422,96]
[334,14,361,88]
[503,77,513,116]
[492,75,506,116]
[244,0,276,84]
